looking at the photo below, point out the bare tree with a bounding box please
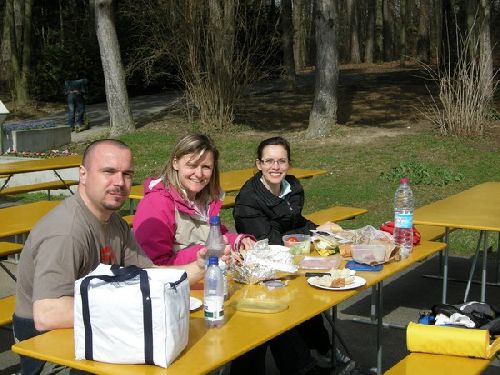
[281,0,296,90]
[8,0,33,105]
[382,0,394,61]
[479,0,493,98]
[306,0,338,139]
[292,0,308,70]
[1,1,12,88]
[417,0,430,63]
[348,0,361,63]
[95,0,134,136]
[375,0,383,62]
[400,0,407,65]
[365,0,375,63]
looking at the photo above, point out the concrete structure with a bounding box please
[2,125,71,153]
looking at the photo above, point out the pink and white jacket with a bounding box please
[133,177,250,265]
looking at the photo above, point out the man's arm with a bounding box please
[33,296,74,331]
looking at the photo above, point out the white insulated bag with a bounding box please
[74,264,190,368]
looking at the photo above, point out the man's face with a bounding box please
[79,144,134,219]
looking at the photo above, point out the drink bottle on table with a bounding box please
[394,177,415,259]
[206,215,225,258]
[204,256,225,328]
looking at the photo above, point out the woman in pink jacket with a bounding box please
[133,133,254,265]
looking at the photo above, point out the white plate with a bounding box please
[307,275,366,291]
[190,297,202,311]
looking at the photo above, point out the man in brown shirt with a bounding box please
[14,139,207,374]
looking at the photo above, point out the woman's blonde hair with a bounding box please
[160,133,221,203]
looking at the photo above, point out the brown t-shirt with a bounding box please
[15,193,153,319]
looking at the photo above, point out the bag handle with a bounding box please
[79,265,154,364]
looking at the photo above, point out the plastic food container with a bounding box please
[351,244,386,265]
[282,234,311,255]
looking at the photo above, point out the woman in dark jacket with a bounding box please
[233,137,343,371]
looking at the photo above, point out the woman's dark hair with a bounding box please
[256,136,291,161]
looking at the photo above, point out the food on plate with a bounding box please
[339,244,352,257]
[329,223,344,233]
[312,234,340,256]
[314,268,354,288]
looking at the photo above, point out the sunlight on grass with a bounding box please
[117,127,500,256]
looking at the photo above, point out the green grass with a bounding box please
[117,126,499,256]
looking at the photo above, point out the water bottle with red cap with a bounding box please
[394,177,415,259]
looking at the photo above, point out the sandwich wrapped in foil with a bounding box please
[230,239,298,284]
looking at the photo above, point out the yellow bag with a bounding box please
[406,322,500,359]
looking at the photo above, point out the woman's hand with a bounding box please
[239,237,255,251]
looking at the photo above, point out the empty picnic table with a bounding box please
[0,155,81,197]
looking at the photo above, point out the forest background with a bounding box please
[0,0,499,255]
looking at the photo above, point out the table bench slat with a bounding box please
[0,295,15,326]
[0,180,78,196]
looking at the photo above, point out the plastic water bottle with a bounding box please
[218,258,229,300]
[206,216,225,258]
[204,256,225,328]
[394,177,415,259]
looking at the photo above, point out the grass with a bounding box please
[105,125,500,257]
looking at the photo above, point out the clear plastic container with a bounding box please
[394,177,415,259]
[351,244,386,265]
[282,234,311,255]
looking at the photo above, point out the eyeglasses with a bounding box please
[260,158,289,167]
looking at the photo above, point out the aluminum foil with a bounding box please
[230,239,298,284]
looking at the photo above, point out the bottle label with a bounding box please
[204,296,224,321]
[395,213,413,229]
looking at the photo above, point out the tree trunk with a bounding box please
[365,0,375,63]
[306,0,338,139]
[479,0,493,102]
[382,0,393,61]
[95,0,134,136]
[417,0,430,63]
[281,0,296,90]
[430,0,443,63]
[375,0,383,62]
[293,0,307,70]
[1,1,12,88]
[10,0,32,106]
[400,0,406,66]
[348,0,361,63]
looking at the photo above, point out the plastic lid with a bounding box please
[400,177,409,184]
[209,216,220,225]
[208,256,219,265]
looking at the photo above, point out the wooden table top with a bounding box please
[385,352,492,375]
[129,167,327,199]
[0,200,60,237]
[414,182,500,232]
[12,240,445,375]
[0,155,82,176]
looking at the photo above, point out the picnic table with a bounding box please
[0,155,81,197]
[12,240,446,375]
[414,182,500,303]
[129,167,327,201]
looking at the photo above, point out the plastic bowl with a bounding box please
[282,234,311,255]
[351,244,386,265]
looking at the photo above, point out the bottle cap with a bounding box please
[400,177,409,184]
[209,216,220,225]
[208,256,219,265]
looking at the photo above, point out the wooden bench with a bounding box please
[0,179,78,198]
[0,295,15,326]
[416,224,457,242]
[0,241,23,281]
[305,206,368,224]
[385,352,492,374]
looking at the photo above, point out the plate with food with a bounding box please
[307,269,366,291]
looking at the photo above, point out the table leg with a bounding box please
[376,281,383,375]
[442,227,450,304]
[52,170,75,195]
[464,231,485,302]
[496,232,500,284]
[481,231,488,302]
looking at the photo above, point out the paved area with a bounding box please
[4,91,182,145]
[1,252,499,374]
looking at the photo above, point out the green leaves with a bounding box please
[380,161,464,186]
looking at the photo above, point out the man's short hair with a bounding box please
[82,139,131,168]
